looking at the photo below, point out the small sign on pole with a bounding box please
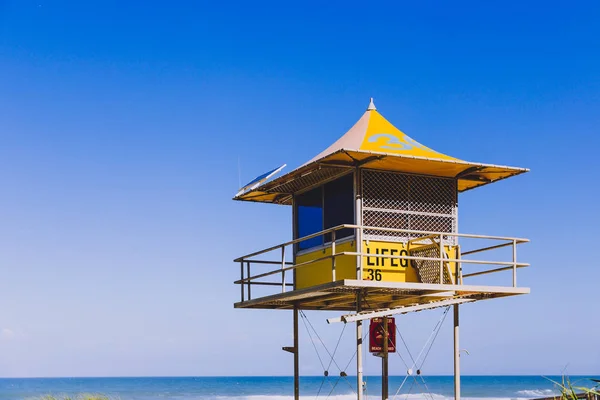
[369,317,396,353]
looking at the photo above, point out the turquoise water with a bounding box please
[0,376,598,400]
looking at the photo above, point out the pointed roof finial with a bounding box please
[367,97,376,111]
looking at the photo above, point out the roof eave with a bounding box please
[234,148,529,204]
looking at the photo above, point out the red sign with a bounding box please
[369,317,396,353]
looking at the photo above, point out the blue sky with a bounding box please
[0,0,599,377]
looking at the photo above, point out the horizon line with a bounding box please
[1,374,598,379]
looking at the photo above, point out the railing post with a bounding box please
[356,291,363,400]
[455,254,460,286]
[512,239,517,287]
[358,226,364,280]
[282,246,286,293]
[293,307,300,400]
[331,230,336,282]
[240,261,245,302]
[454,304,461,400]
[439,234,444,284]
[382,315,389,400]
[355,168,363,282]
[246,262,251,300]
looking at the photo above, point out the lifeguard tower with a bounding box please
[233,99,529,400]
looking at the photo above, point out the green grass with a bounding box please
[545,376,600,400]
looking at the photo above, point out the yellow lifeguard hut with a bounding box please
[233,99,529,400]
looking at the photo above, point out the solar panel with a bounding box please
[235,164,286,197]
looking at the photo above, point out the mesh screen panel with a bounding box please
[362,170,457,244]
[409,245,453,284]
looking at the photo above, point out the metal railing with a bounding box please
[234,224,529,302]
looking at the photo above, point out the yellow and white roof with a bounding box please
[235,99,528,204]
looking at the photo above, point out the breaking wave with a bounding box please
[515,389,557,397]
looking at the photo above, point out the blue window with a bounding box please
[324,173,354,242]
[295,173,354,251]
[296,187,323,250]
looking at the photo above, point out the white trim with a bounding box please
[328,298,474,323]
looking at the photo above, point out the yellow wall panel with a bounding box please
[295,239,460,290]
[295,240,357,290]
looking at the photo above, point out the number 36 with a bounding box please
[367,269,382,281]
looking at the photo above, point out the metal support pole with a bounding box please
[282,246,286,293]
[382,316,389,400]
[331,230,336,282]
[357,292,363,400]
[294,307,300,400]
[453,304,460,400]
[246,262,251,300]
[355,167,363,280]
[512,239,517,287]
[240,261,244,301]
[292,196,297,292]
[439,234,444,284]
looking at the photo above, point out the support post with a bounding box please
[355,167,363,280]
[382,316,389,400]
[439,234,444,284]
[453,304,460,400]
[246,262,251,300]
[282,246,286,293]
[294,307,300,400]
[331,230,336,282]
[356,292,363,400]
[355,167,364,400]
[240,261,244,301]
[512,239,517,287]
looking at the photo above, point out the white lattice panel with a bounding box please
[362,170,458,244]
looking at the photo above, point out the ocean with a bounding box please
[0,376,598,400]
